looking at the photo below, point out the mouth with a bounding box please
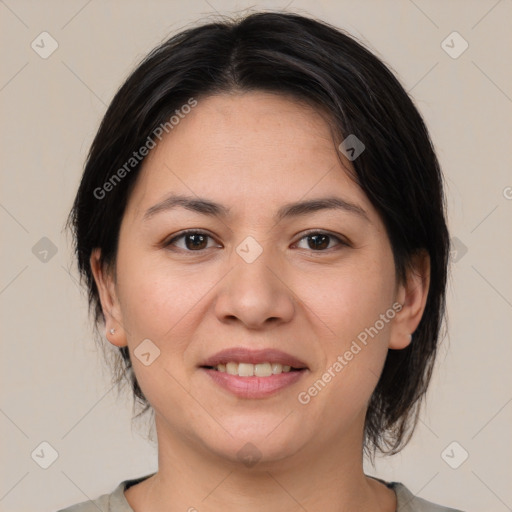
[199,348,308,398]
[202,361,304,377]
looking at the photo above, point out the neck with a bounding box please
[126,414,395,512]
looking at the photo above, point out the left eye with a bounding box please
[294,232,345,251]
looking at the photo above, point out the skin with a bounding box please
[90,91,430,512]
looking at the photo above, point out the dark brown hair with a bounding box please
[66,11,450,456]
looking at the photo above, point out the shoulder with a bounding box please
[55,473,155,512]
[55,486,115,512]
[392,482,465,512]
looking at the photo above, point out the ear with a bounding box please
[389,249,430,350]
[90,248,127,347]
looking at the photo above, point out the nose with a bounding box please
[213,245,296,330]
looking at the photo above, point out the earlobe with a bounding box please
[89,249,128,347]
[389,250,430,350]
[105,325,127,347]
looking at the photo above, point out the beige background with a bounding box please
[1,1,511,511]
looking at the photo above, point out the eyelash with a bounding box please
[163,229,349,253]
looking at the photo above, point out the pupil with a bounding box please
[309,234,329,250]
[186,234,207,250]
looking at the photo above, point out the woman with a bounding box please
[61,11,463,512]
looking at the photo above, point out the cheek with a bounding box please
[296,252,396,347]
[295,251,396,412]
[116,247,213,339]
[114,253,210,421]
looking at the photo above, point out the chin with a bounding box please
[196,417,313,468]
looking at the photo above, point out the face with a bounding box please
[92,91,426,468]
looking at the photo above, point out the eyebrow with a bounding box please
[142,193,369,223]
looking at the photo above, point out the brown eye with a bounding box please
[307,234,330,250]
[165,231,219,252]
[295,231,347,251]
[183,233,208,250]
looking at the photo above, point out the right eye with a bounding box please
[164,230,222,252]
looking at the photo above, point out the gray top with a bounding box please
[57,473,464,512]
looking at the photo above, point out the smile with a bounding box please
[199,347,308,398]
[208,362,298,377]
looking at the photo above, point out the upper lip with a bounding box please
[200,347,308,369]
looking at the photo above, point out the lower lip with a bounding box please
[201,368,306,398]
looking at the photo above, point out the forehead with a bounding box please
[125,91,374,223]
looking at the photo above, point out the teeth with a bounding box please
[271,363,282,374]
[226,362,238,375]
[214,362,295,377]
[238,363,254,377]
[255,363,272,377]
